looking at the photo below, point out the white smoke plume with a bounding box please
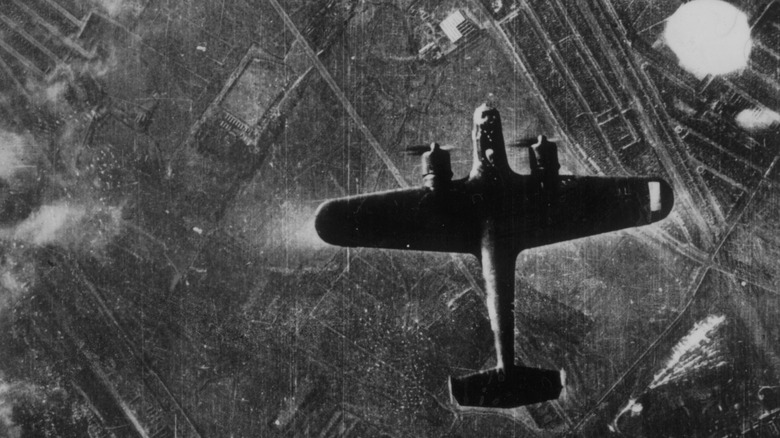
[12,203,86,246]
[649,314,727,389]
[26,73,72,114]
[5,201,123,255]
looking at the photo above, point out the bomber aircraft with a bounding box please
[314,102,674,409]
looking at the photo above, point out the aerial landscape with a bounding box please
[0,0,778,437]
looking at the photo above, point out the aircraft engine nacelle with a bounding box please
[528,135,560,180]
[421,143,453,190]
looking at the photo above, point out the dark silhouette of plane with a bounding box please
[314,102,674,409]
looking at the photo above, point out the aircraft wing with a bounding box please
[314,182,482,254]
[518,175,674,250]
[315,175,673,255]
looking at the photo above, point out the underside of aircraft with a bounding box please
[315,102,674,409]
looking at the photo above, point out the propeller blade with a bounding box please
[507,136,560,148]
[404,144,457,156]
[404,145,431,155]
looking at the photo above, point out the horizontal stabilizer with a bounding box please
[449,366,562,408]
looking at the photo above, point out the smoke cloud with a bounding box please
[12,203,86,246]
[8,201,123,254]
[650,314,727,389]
[664,0,752,78]
[735,108,780,132]
[0,132,30,181]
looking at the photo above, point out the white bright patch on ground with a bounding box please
[609,397,643,433]
[735,108,780,131]
[612,315,728,432]
[89,0,142,17]
[664,0,752,78]
[650,314,726,389]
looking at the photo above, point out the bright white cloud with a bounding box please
[735,108,780,132]
[665,0,752,78]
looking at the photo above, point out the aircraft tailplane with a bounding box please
[449,366,563,408]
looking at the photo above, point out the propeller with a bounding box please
[506,136,560,148]
[404,143,457,156]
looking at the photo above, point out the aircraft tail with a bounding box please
[449,366,563,408]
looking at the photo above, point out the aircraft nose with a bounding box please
[649,179,674,222]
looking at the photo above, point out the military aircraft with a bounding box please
[314,102,674,409]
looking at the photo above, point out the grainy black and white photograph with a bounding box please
[0,0,778,436]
